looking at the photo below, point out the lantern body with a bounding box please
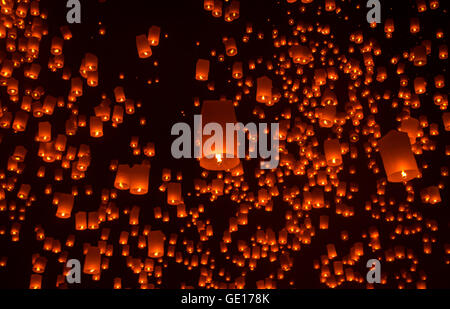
[114,165,131,190]
[136,34,152,58]
[148,26,160,46]
[56,193,74,218]
[256,76,272,104]
[148,230,165,258]
[83,247,101,275]
[199,100,240,171]
[324,139,342,166]
[195,59,210,81]
[379,130,419,182]
[130,164,150,195]
[167,182,182,205]
[443,112,450,131]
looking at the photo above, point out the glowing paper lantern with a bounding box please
[195,59,210,81]
[114,164,131,190]
[56,193,74,218]
[148,26,160,46]
[167,182,182,205]
[83,246,101,275]
[199,100,240,171]
[136,34,152,58]
[379,130,420,182]
[256,76,272,104]
[148,230,165,258]
[324,139,342,166]
[130,163,150,195]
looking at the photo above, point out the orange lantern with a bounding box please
[148,26,160,46]
[379,130,420,182]
[136,34,152,58]
[199,100,240,171]
[148,230,165,258]
[195,59,210,81]
[83,246,101,275]
[130,163,150,195]
[324,139,342,166]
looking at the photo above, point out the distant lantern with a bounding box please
[195,59,210,81]
[443,112,450,131]
[204,0,214,10]
[290,45,313,64]
[29,274,42,289]
[167,182,182,205]
[413,45,427,66]
[148,230,165,258]
[414,77,427,94]
[256,76,272,104]
[224,38,237,56]
[114,164,131,190]
[37,121,51,142]
[148,26,160,46]
[75,212,87,230]
[89,116,103,138]
[199,100,240,171]
[56,193,74,218]
[83,246,101,275]
[232,62,243,79]
[136,34,152,59]
[379,130,420,182]
[130,163,150,195]
[318,105,336,128]
[324,139,342,166]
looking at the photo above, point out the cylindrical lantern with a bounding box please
[130,163,150,195]
[324,139,342,166]
[114,164,131,190]
[83,246,101,275]
[379,130,420,182]
[256,76,272,104]
[148,26,160,46]
[136,34,152,58]
[195,59,210,81]
[148,230,165,258]
[199,100,240,171]
[167,182,182,205]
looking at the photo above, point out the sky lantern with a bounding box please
[199,100,240,171]
[443,112,450,131]
[256,76,272,104]
[75,212,87,230]
[289,45,313,64]
[148,26,160,46]
[29,274,42,289]
[379,130,420,182]
[148,230,165,258]
[129,163,150,195]
[55,193,74,219]
[83,246,101,275]
[324,139,342,167]
[89,116,103,138]
[195,59,210,81]
[167,182,182,205]
[114,164,131,190]
[136,34,152,58]
[224,37,237,56]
